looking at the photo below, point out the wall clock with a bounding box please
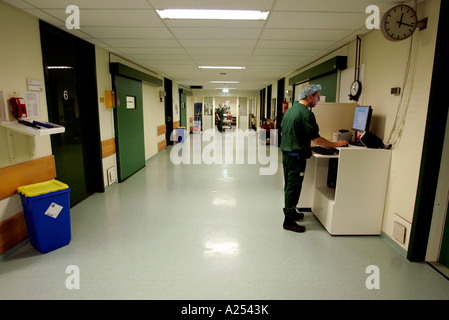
[349,36,362,101]
[381,4,417,42]
[349,80,362,101]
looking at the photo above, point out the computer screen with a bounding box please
[352,106,372,131]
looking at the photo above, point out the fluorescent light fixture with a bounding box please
[199,66,245,70]
[156,9,269,20]
[210,81,240,84]
[222,89,229,93]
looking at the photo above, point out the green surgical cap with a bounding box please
[299,84,321,100]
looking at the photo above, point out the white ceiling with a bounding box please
[4,0,403,91]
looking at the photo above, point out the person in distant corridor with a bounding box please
[280,84,349,233]
[216,104,224,132]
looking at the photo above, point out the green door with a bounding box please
[180,91,187,128]
[113,75,146,182]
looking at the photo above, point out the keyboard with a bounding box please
[311,146,338,155]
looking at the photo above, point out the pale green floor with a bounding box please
[1,132,449,300]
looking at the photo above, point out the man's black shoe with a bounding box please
[283,221,306,233]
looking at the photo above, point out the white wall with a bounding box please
[95,47,116,187]
[143,82,165,160]
[0,2,52,223]
[0,1,52,168]
[363,0,440,240]
[186,94,194,133]
[172,82,180,125]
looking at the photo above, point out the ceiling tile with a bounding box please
[178,39,257,48]
[186,47,253,55]
[43,9,164,27]
[24,0,152,9]
[260,28,352,41]
[118,47,186,55]
[273,0,368,12]
[100,38,180,48]
[82,27,173,39]
[257,40,335,50]
[148,0,275,10]
[170,28,261,40]
[253,48,319,57]
[131,54,191,61]
[265,12,366,29]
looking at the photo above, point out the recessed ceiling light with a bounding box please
[156,9,269,20]
[199,66,246,70]
[210,81,240,84]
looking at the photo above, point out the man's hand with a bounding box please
[313,136,349,148]
[335,140,349,147]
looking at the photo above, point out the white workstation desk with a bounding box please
[300,145,391,235]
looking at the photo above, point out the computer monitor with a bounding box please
[352,106,372,131]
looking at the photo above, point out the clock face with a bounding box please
[381,5,417,41]
[349,80,361,101]
[350,81,360,96]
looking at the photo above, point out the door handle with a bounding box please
[167,116,172,122]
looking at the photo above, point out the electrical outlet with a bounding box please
[392,214,412,250]
[390,87,401,96]
[393,221,406,244]
[107,167,116,185]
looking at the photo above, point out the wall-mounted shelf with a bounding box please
[1,121,65,162]
[1,121,65,136]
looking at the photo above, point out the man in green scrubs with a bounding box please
[280,84,349,232]
[216,104,224,132]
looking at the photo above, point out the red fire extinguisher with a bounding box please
[282,99,288,114]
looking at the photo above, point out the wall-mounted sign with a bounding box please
[27,79,43,92]
[126,96,136,109]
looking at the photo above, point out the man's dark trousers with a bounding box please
[282,152,307,219]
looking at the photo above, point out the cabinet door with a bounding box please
[313,190,334,233]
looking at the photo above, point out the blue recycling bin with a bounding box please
[177,127,186,143]
[18,180,71,254]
